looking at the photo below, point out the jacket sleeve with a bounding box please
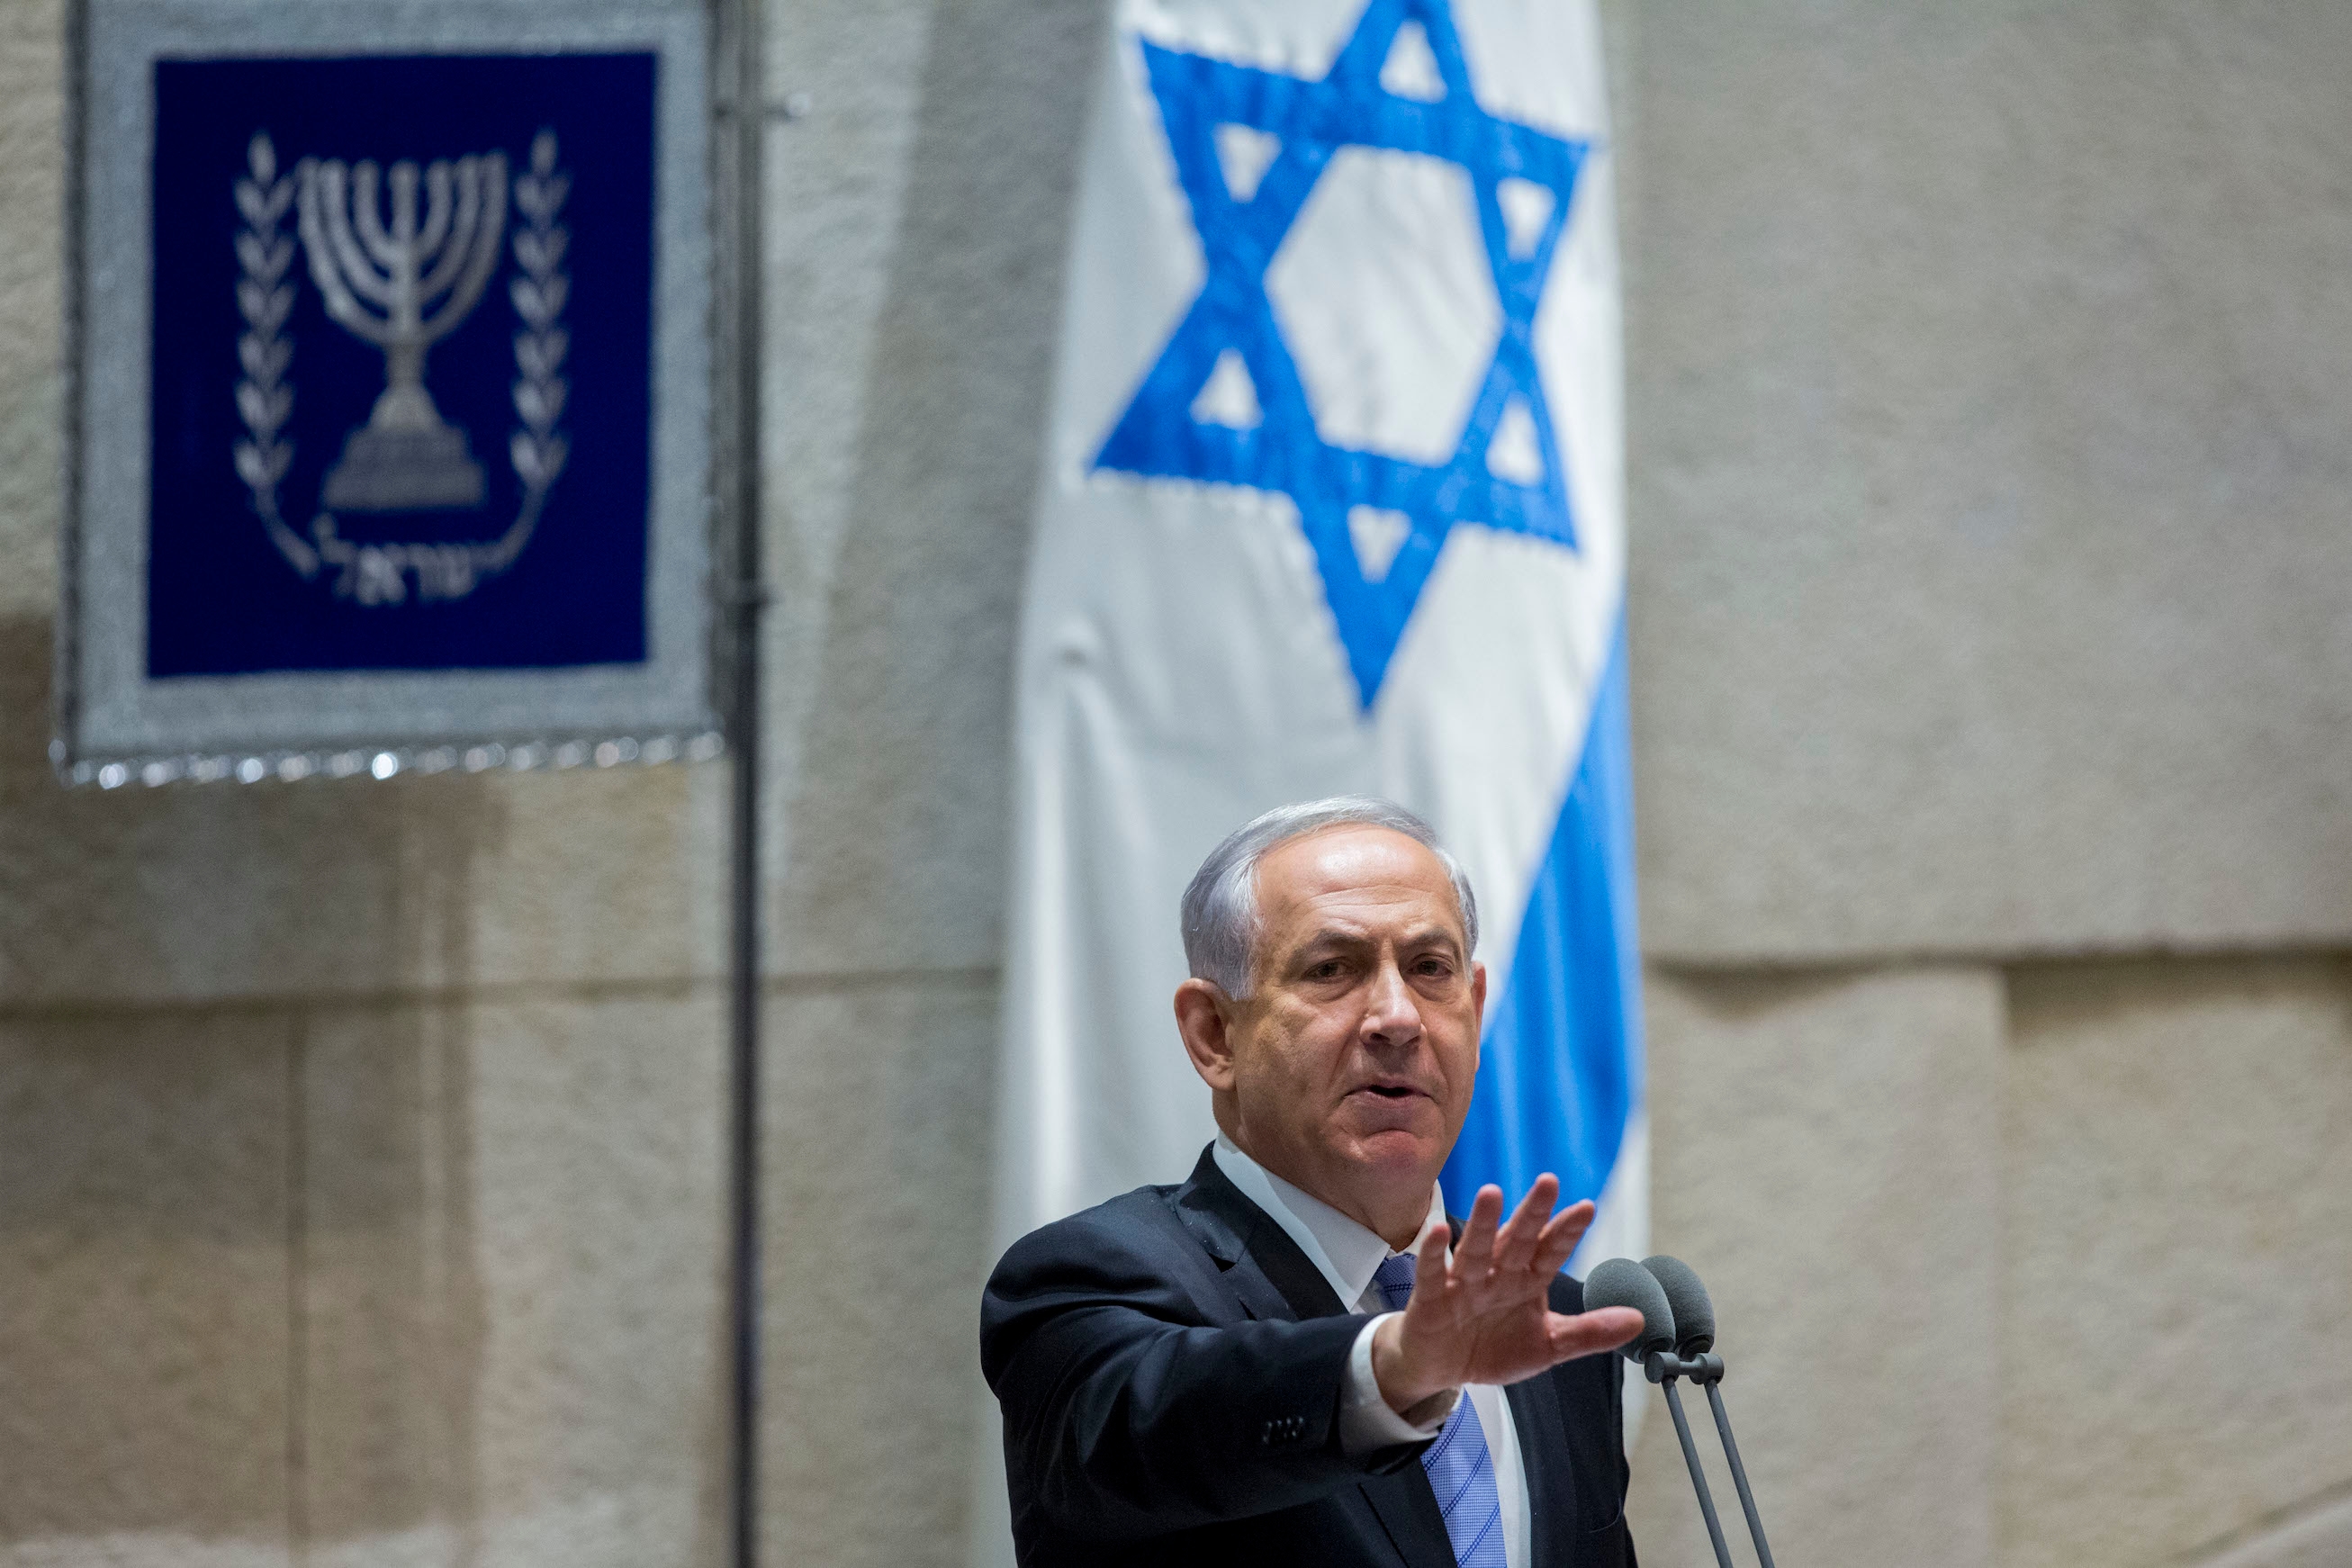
[981,1208,1424,1541]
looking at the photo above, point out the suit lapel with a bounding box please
[1241,1212,1347,1321]
[1169,1147,1343,1322]
[1170,1146,1459,1568]
[1509,1371,1574,1568]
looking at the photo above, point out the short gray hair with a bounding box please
[1180,796,1480,997]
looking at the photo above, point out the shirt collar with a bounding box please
[1212,1133,1447,1311]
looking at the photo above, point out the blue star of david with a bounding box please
[1095,0,1592,708]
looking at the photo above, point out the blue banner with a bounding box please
[147,52,657,676]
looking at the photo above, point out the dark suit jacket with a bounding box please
[981,1146,1637,1567]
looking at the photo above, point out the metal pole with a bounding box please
[1662,1379,1737,1568]
[1704,1379,1778,1568]
[721,0,767,1555]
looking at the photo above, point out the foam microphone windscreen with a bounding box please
[1641,1256,1716,1356]
[1582,1257,1677,1363]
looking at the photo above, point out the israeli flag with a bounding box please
[991,0,1641,1320]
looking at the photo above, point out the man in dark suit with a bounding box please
[982,797,1645,1566]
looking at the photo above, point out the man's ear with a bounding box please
[1470,959,1487,1033]
[1174,978,1239,1092]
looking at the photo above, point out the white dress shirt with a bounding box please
[1212,1136,1534,1568]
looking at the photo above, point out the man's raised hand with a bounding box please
[1368,1175,1644,1417]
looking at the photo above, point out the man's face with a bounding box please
[1211,825,1485,1215]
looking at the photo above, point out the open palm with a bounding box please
[1370,1176,1644,1412]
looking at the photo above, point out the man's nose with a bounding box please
[1360,957,1423,1047]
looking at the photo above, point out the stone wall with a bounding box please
[1618,3,2352,1564]
[4,0,1105,1560]
[2,0,2348,1565]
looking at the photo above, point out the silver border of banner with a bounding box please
[56,0,722,785]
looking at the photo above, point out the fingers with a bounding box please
[1408,1210,1452,1307]
[1532,1198,1596,1277]
[1451,1184,1506,1280]
[1545,1306,1644,1364]
[1492,1173,1560,1276]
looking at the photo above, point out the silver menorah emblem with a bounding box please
[295,149,509,511]
[233,129,572,605]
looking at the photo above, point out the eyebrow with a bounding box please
[1293,924,1464,958]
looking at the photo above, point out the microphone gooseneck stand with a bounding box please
[1647,1352,1735,1568]
[1645,1350,1779,1568]
[1705,1376,1778,1568]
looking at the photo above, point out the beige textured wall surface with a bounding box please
[0,992,731,1568]
[755,0,1102,1561]
[1624,0,2352,963]
[1626,955,2352,1568]
[0,0,60,626]
[2001,959,2352,1568]
[0,1012,293,1563]
[1626,967,2003,1568]
[295,996,725,1568]
[761,0,1099,983]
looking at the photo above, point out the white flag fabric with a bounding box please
[978,0,1644,1546]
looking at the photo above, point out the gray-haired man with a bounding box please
[982,797,1643,1567]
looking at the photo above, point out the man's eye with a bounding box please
[1305,960,1347,980]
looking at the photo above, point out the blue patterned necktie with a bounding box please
[1373,1252,1509,1567]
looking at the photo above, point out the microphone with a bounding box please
[1641,1257,1776,1568]
[1639,1254,1714,1356]
[1581,1257,1676,1362]
[1583,1258,1733,1568]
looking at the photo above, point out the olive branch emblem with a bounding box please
[232,128,572,604]
[231,133,311,576]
